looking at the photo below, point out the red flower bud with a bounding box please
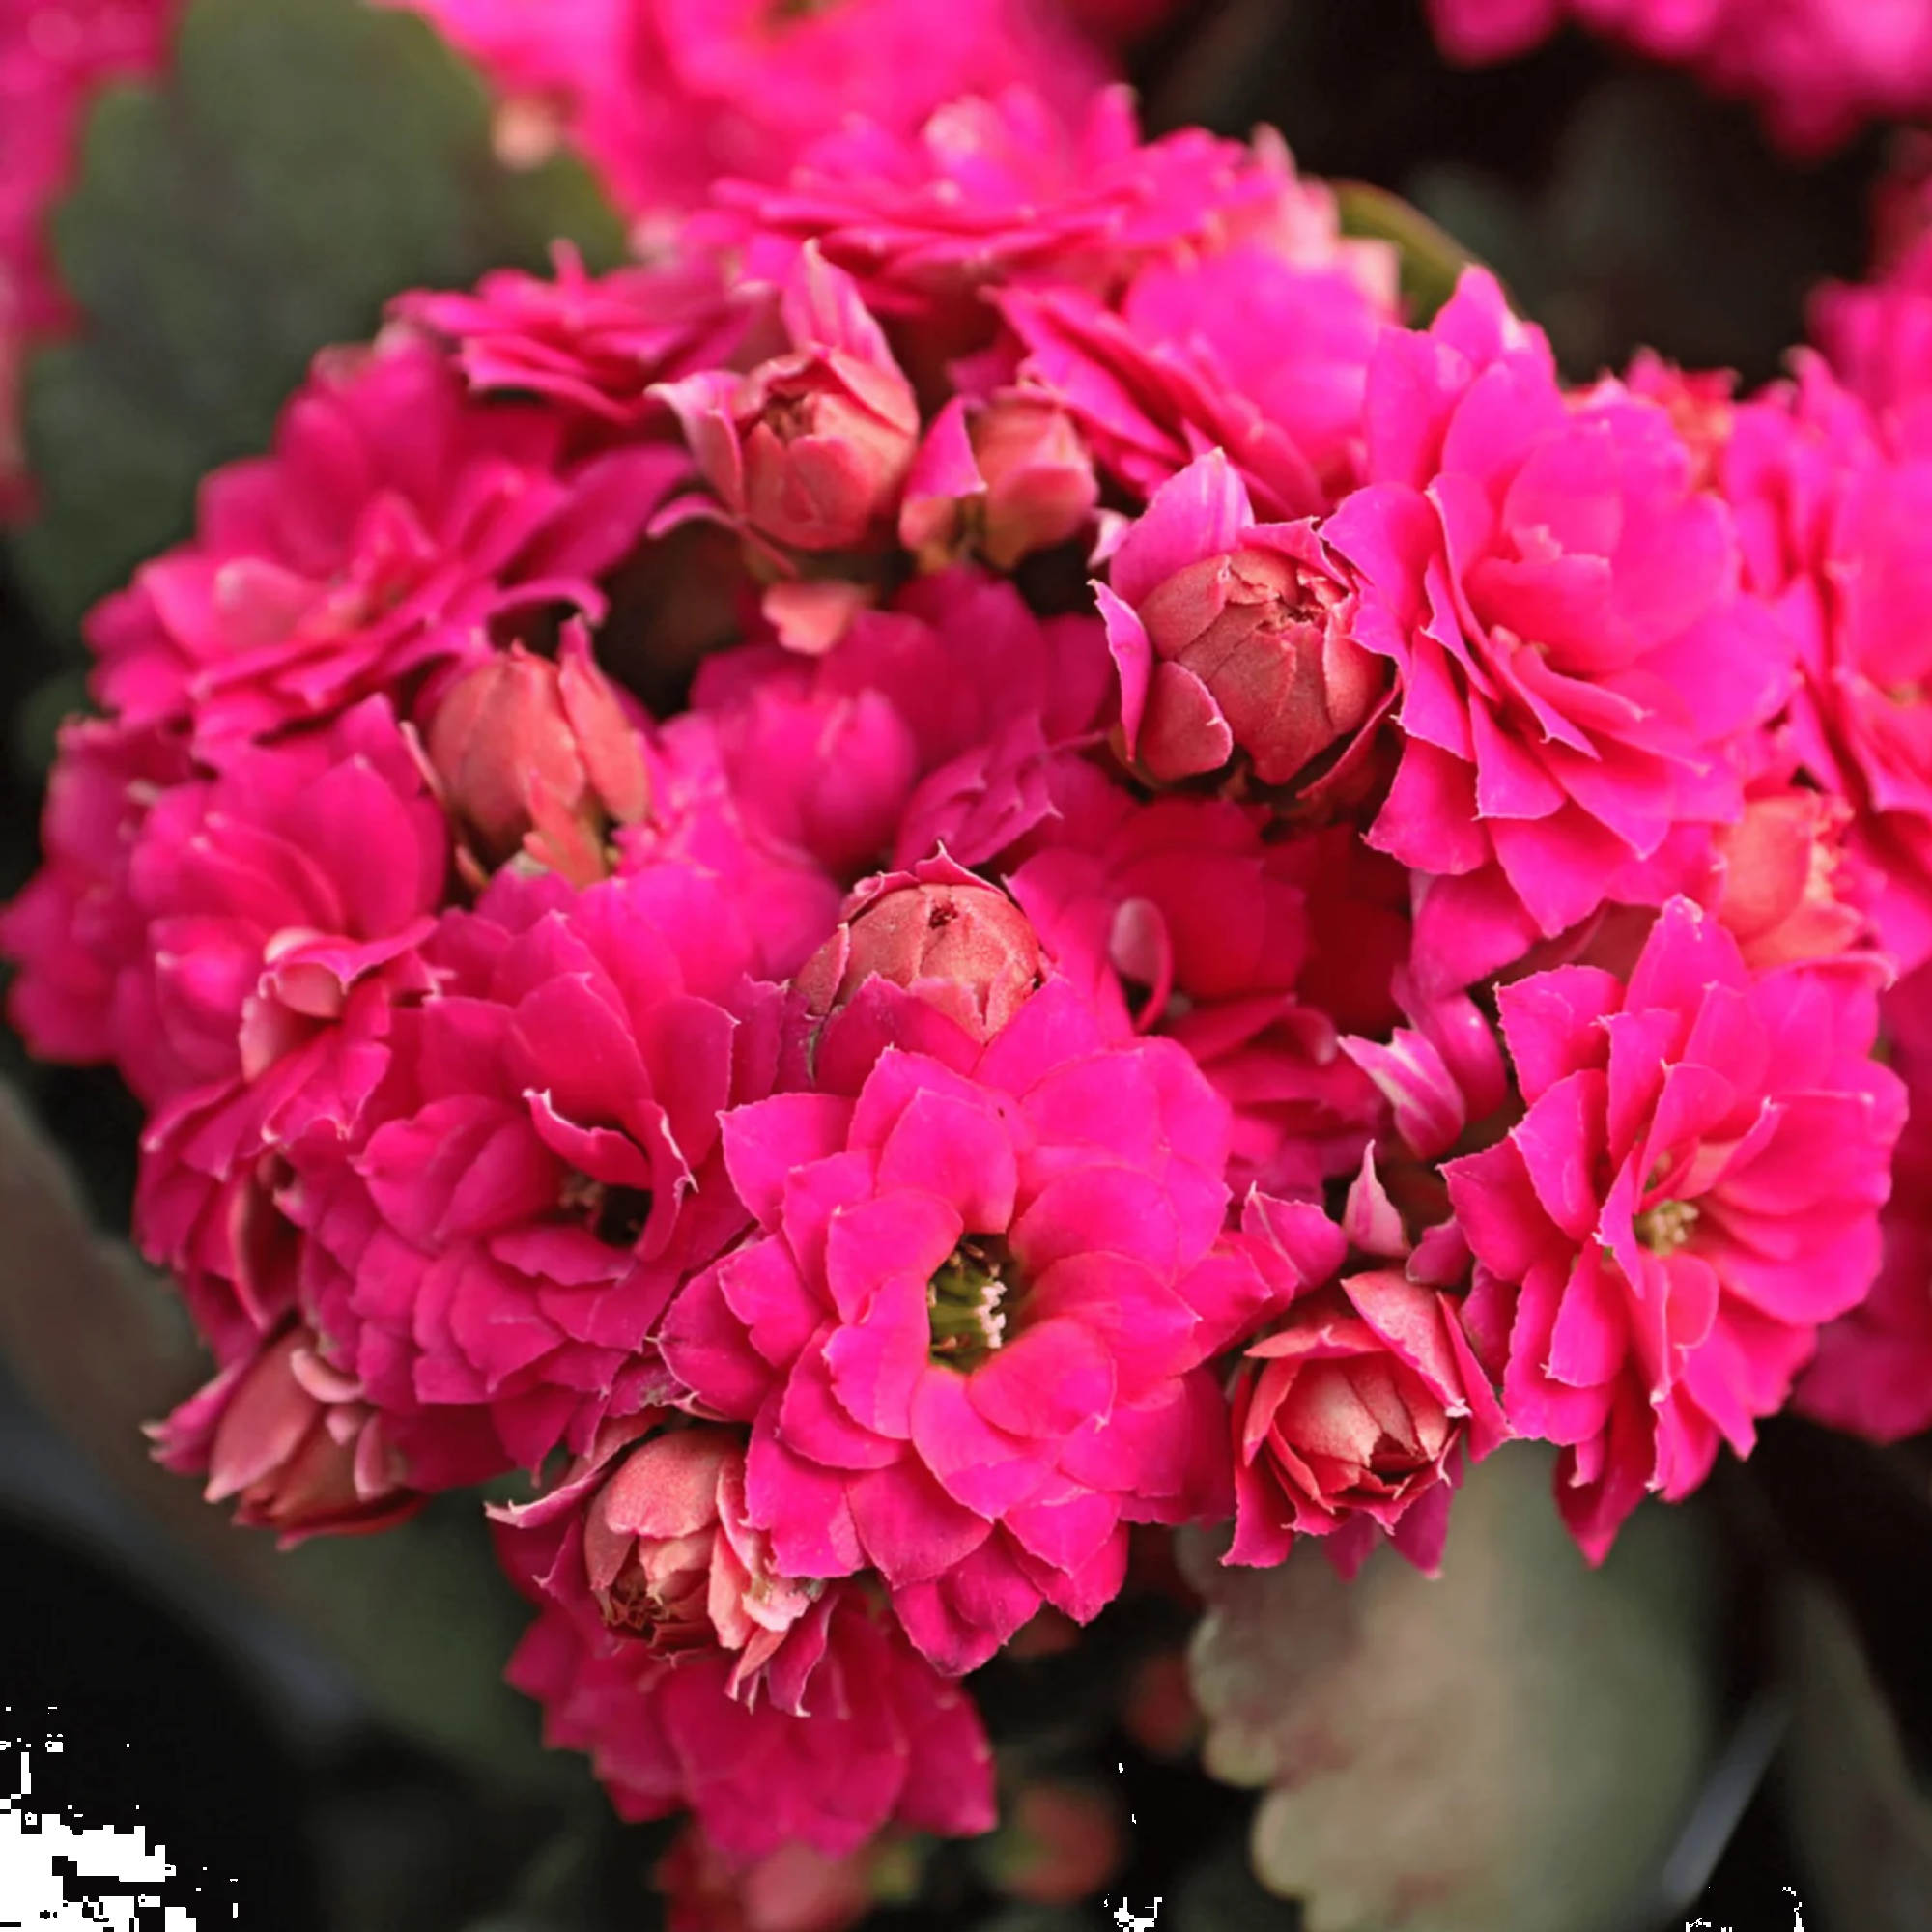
[424,626,649,887]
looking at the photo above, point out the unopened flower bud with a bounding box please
[425,625,648,887]
[1100,453,1386,789]
[901,394,1098,572]
[797,856,1041,1042]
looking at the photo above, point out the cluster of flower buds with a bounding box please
[10,40,1932,1909]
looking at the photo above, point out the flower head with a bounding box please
[1325,270,1795,992]
[1446,896,1904,1559]
[661,978,1264,1673]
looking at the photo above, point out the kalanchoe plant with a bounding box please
[14,3,1932,1927]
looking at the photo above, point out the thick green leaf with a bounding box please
[1183,1444,1717,1932]
[1334,182,1485,325]
[1780,1577,1932,1932]
[15,0,624,640]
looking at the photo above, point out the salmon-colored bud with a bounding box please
[743,366,919,553]
[1711,785,1869,969]
[797,858,1041,1042]
[980,1783,1125,1906]
[583,1427,818,1677]
[901,395,1097,572]
[155,1325,421,1543]
[1135,544,1381,786]
[1122,1647,1203,1760]
[424,625,648,886]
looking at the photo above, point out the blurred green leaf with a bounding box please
[1335,181,1485,324]
[1182,1444,1717,1932]
[1780,1577,1932,1932]
[14,0,624,642]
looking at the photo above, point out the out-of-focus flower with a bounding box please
[657,1823,887,1932]
[1799,965,1932,1439]
[0,0,180,517]
[152,1322,422,1542]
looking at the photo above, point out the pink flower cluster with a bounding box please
[1428,0,1932,153]
[8,67,1928,1893]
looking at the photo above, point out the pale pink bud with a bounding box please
[742,363,919,552]
[1710,786,1869,970]
[161,1326,420,1542]
[424,626,648,886]
[796,857,1041,1042]
[901,394,1098,572]
[583,1428,816,1676]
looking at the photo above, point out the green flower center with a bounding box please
[927,1236,1014,1369]
[1634,1197,1698,1255]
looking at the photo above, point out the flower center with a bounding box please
[1634,1197,1698,1255]
[559,1172,652,1248]
[927,1236,1014,1368]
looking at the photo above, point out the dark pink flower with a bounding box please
[1722,356,1932,972]
[0,716,190,1086]
[1009,789,1387,1196]
[712,89,1262,306]
[285,861,782,1472]
[1799,965,1932,1440]
[503,1577,993,1861]
[1445,897,1905,1560]
[5,696,445,1117]
[1225,1170,1504,1577]
[89,327,682,755]
[660,978,1264,1674]
[680,565,1111,882]
[151,1321,423,1543]
[1324,270,1795,993]
[1095,450,1386,786]
[398,0,1106,234]
[399,243,754,434]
